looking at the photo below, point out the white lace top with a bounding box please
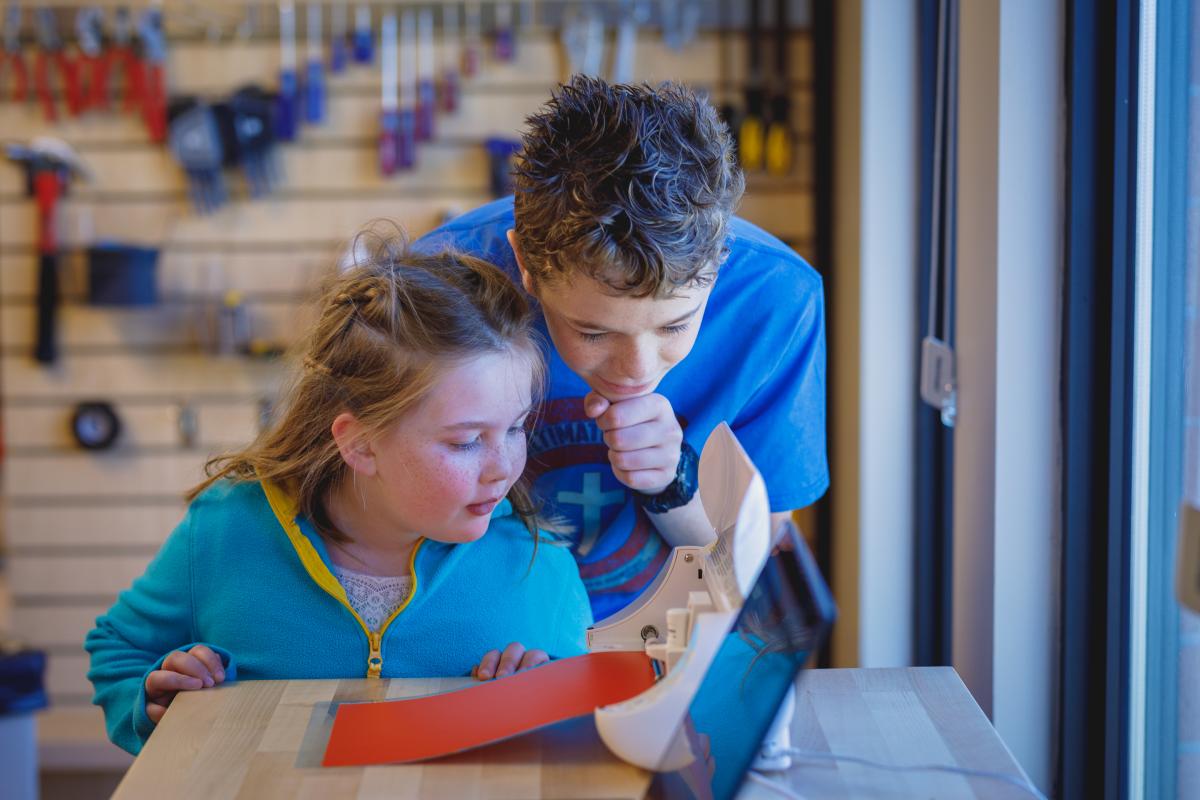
[330,563,412,633]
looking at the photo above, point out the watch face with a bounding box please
[72,402,121,450]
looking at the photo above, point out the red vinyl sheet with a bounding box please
[322,651,656,767]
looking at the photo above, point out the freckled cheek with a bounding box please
[410,455,480,513]
[509,442,528,480]
[560,342,599,375]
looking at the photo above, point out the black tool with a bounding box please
[765,0,793,175]
[717,0,740,134]
[71,400,122,450]
[168,97,228,213]
[738,0,765,170]
[222,86,280,198]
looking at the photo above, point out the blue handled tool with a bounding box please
[438,2,460,113]
[415,6,435,141]
[304,2,324,124]
[378,10,399,175]
[353,4,372,64]
[396,8,416,168]
[275,0,299,141]
[329,2,348,72]
[493,2,514,62]
[462,1,481,78]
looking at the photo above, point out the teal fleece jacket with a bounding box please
[85,479,592,755]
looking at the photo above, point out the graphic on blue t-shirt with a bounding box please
[527,397,673,613]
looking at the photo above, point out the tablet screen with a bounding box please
[648,527,836,800]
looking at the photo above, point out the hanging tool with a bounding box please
[738,0,766,171]
[276,1,299,141]
[765,0,793,175]
[415,5,435,141]
[462,1,482,78]
[33,8,83,121]
[353,4,372,64]
[4,138,90,365]
[168,98,227,214]
[716,0,739,134]
[71,401,122,450]
[485,137,520,197]
[610,1,648,84]
[112,6,141,113]
[329,2,348,73]
[493,1,514,62]
[659,0,699,51]
[518,0,536,36]
[398,8,417,169]
[561,4,604,77]
[227,85,280,198]
[439,2,459,112]
[136,7,167,142]
[76,7,109,112]
[175,400,198,449]
[378,9,399,175]
[304,3,325,124]
[2,5,28,102]
[216,290,251,355]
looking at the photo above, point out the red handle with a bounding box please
[86,52,110,111]
[56,52,84,117]
[5,53,29,102]
[33,51,57,122]
[142,63,166,142]
[119,49,144,111]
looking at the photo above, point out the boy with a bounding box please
[418,75,828,624]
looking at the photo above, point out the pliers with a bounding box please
[33,7,83,121]
[112,6,142,113]
[76,7,108,112]
[2,5,28,102]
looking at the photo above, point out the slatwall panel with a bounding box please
[0,22,815,763]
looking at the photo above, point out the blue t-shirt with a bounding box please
[416,197,829,621]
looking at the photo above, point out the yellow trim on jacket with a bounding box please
[260,480,423,677]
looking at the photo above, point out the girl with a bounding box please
[85,234,592,755]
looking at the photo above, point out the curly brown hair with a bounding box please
[187,224,547,544]
[512,75,745,298]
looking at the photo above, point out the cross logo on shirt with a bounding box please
[556,472,626,556]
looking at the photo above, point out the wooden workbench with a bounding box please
[111,667,1036,799]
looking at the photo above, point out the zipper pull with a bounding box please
[367,631,383,678]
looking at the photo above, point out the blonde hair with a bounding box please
[187,226,547,544]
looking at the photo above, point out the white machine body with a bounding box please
[589,423,772,771]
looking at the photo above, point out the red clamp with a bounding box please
[111,6,142,112]
[76,8,109,112]
[2,5,27,102]
[33,8,84,120]
[2,47,27,102]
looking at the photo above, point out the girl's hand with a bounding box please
[144,644,226,723]
[472,642,549,680]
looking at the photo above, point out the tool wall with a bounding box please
[0,0,815,763]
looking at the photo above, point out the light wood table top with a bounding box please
[112,667,1035,799]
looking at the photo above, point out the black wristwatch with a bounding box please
[633,441,699,514]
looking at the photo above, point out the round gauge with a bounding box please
[71,401,121,451]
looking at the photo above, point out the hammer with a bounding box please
[5,137,89,364]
